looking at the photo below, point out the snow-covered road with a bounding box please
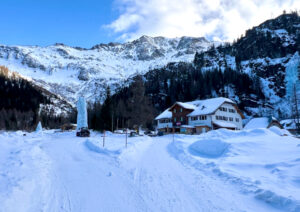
[0,130,299,212]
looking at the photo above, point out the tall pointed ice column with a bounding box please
[77,97,88,130]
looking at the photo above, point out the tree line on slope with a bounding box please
[0,66,74,131]
[87,63,264,131]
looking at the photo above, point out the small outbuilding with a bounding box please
[61,123,77,131]
[244,117,283,130]
[280,119,299,135]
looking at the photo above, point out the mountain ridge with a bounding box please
[0,35,213,104]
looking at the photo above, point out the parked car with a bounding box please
[129,131,138,137]
[144,130,157,137]
[157,131,164,136]
[76,127,90,137]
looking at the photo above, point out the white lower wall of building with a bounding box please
[157,122,173,129]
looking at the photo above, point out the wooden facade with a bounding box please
[169,104,193,127]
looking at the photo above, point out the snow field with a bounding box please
[169,128,300,212]
[0,129,299,211]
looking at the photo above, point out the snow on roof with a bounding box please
[175,102,197,110]
[156,97,238,120]
[155,108,172,120]
[213,121,237,129]
[187,97,235,117]
[280,119,297,130]
[244,117,270,129]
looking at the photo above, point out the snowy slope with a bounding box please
[0,129,299,211]
[192,14,300,118]
[171,129,300,212]
[0,36,212,103]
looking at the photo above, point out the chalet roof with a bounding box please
[155,108,172,120]
[244,117,279,129]
[186,97,235,117]
[155,97,243,120]
[168,101,197,111]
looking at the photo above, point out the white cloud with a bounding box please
[106,0,300,41]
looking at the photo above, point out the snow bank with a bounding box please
[269,126,291,136]
[171,128,300,212]
[255,189,300,212]
[189,138,230,158]
[84,139,121,156]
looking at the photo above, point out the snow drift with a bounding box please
[170,128,300,212]
[189,138,230,158]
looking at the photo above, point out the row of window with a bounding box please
[159,116,240,123]
[190,115,207,121]
[174,108,183,113]
[220,107,236,113]
[174,117,185,122]
[159,119,171,123]
[229,108,236,113]
[216,116,239,122]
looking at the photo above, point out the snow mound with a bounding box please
[189,139,230,158]
[204,128,270,140]
[255,189,300,212]
[84,140,120,156]
[269,126,291,136]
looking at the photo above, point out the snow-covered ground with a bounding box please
[0,128,299,212]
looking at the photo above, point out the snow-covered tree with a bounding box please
[77,97,88,130]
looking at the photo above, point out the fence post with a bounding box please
[173,127,175,143]
[125,129,128,148]
[103,130,106,147]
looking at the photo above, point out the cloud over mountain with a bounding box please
[107,0,299,41]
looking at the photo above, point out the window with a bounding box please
[174,109,176,113]
[229,117,233,122]
[236,118,239,122]
[191,116,198,121]
[229,109,236,113]
[180,117,183,121]
[199,115,207,120]
[220,107,227,112]
[216,116,229,121]
[174,117,177,122]
[180,108,183,112]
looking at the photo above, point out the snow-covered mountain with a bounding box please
[192,13,300,117]
[0,36,212,104]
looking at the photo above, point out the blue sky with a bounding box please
[0,0,118,47]
[0,0,299,47]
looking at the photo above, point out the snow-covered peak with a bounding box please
[0,35,214,104]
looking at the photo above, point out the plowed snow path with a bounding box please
[0,132,280,212]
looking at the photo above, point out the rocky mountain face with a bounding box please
[190,13,300,118]
[110,12,300,124]
[0,36,212,104]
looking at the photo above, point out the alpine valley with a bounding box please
[0,13,299,122]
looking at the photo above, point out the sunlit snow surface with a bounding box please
[0,128,299,212]
[0,37,212,104]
